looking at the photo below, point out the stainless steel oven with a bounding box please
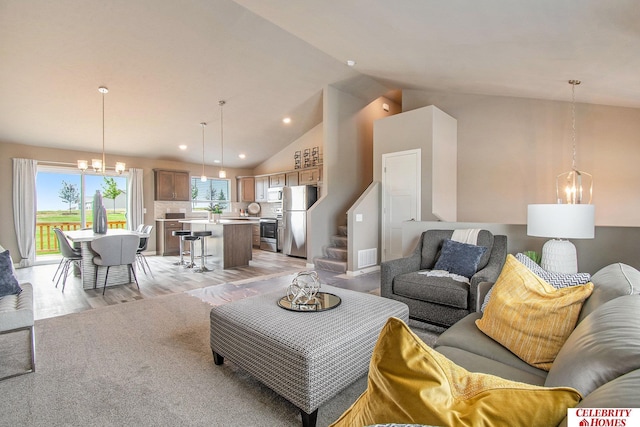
[259,218,278,252]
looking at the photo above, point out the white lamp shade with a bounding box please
[527,204,595,239]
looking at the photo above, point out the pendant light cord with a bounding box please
[569,80,580,171]
[102,89,106,174]
[219,100,225,172]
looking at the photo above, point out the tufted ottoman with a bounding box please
[0,282,35,380]
[210,284,409,427]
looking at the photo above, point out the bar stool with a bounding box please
[173,230,192,266]
[192,230,213,272]
[181,235,200,268]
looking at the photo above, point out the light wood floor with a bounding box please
[16,249,313,321]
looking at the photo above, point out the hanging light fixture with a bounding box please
[200,122,207,182]
[556,80,592,204]
[78,86,126,174]
[218,100,226,179]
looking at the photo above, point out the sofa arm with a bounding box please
[380,252,421,298]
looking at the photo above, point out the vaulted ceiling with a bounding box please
[1,0,638,169]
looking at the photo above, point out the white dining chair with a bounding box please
[91,234,140,295]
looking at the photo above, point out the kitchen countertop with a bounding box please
[179,219,257,225]
[156,217,260,222]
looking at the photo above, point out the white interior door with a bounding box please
[382,149,421,261]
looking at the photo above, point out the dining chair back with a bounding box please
[136,225,154,275]
[91,234,140,295]
[52,228,82,291]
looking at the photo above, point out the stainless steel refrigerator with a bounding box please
[282,185,318,258]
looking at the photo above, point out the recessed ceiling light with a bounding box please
[238,153,246,159]
[178,144,187,150]
[213,159,221,164]
[346,60,356,67]
[282,117,292,124]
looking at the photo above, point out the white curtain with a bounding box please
[128,167,144,231]
[12,158,37,267]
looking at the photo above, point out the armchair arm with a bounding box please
[476,281,495,312]
[468,235,507,312]
[380,245,422,298]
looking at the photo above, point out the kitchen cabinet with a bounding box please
[285,171,299,187]
[298,168,321,184]
[255,176,269,202]
[156,219,185,256]
[154,169,190,201]
[269,173,286,187]
[237,177,255,202]
[252,224,260,248]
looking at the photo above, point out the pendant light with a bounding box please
[78,86,126,174]
[218,100,226,179]
[200,122,207,182]
[556,80,592,204]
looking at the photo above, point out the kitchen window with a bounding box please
[191,177,231,212]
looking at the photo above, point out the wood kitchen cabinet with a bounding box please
[285,171,299,186]
[237,177,255,202]
[255,176,269,202]
[298,167,321,184]
[269,173,286,187]
[154,169,190,201]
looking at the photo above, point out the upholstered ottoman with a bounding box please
[210,284,409,427]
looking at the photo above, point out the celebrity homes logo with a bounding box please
[567,408,639,426]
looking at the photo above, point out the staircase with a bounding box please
[314,225,348,273]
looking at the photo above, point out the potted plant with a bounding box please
[206,204,223,222]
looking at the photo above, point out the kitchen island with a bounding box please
[179,219,254,269]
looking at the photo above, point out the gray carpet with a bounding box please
[0,290,438,426]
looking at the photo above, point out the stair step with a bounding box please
[314,257,347,274]
[331,235,347,248]
[337,225,348,237]
[325,246,347,261]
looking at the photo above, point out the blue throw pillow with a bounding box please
[0,250,21,298]
[433,239,488,279]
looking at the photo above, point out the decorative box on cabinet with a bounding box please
[255,176,269,202]
[238,177,255,202]
[298,168,321,184]
[154,169,190,201]
[269,173,285,187]
[285,171,299,187]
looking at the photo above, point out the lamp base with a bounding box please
[540,239,578,274]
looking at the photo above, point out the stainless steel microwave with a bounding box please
[267,187,282,202]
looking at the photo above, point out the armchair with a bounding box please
[381,229,507,327]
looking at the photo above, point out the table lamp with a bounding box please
[527,204,595,274]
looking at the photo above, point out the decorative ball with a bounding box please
[287,271,321,305]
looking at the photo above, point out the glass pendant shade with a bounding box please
[556,169,593,204]
[115,162,126,174]
[218,169,226,178]
[77,160,88,171]
[92,158,103,172]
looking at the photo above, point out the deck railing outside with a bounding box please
[36,221,127,255]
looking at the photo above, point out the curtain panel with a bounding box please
[12,158,37,267]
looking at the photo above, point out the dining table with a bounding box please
[63,229,149,291]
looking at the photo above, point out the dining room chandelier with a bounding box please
[218,100,226,179]
[77,86,126,174]
[556,80,592,204]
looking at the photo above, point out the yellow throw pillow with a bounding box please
[330,317,581,427]
[476,254,594,371]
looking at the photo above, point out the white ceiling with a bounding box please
[1,0,639,169]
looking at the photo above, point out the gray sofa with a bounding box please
[434,262,640,426]
[381,230,507,327]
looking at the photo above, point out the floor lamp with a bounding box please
[527,204,595,274]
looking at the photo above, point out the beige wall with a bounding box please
[252,123,323,175]
[402,90,640,226]
[0,141,253,262]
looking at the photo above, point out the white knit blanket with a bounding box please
[451,228,481,245]
[419,269,470,284]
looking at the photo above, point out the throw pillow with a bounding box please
[481,253,592,311]
[476,254,594,371]
[330,317,581,427]
[0,250,22,298]
[433,239,487,279]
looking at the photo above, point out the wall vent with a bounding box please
[358,248,377,269]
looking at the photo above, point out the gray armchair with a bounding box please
[381,229,507,328]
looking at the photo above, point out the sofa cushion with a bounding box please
[544,295,640,397]
[577,263,637,324]
[330,317,582,427]
[433,239,487,279]
[476,254,594,371]
[0,250,21,299]
[394,271,468,309]
[435,313,548,381]
[419,229,494,271]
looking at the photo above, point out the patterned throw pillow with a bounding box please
[433,239,487,279]
[481,252,591,311]
[0,250,22,298]
[476,255,594,370]
[330,317,582,427]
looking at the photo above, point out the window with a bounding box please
[191,177,231,212]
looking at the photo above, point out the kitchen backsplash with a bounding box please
[153,201,277,219]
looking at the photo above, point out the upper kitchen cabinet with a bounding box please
[285,171,299,187]
[269,173,286,187]
[154,169,190,201]
[237,177,255,202]
[298,168,321,184]
[255,176,269,202]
